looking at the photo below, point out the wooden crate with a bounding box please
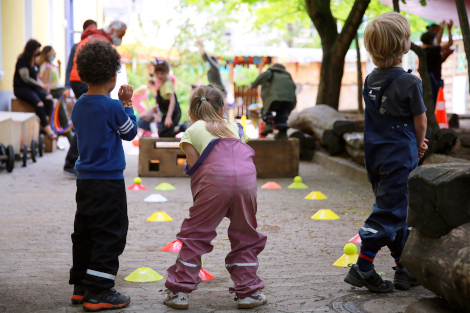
[0,117,22,153]
[138,138,186,177]
[0,112,39,152]
[11,98,57,152]
[138,137,299,178]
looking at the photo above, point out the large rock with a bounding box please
[402,224,470,312]
[407,164,470,238]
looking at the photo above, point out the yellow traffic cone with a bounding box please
[147,211,173,222]
[124,267,163,282]
[311,209,340,220]
[155,183,175,190]
[305,191,327,200]
[333,243,359,267]
[288,176,308,189]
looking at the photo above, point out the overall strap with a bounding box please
[375,69,410,107]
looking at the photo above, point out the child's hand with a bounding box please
[118,84,133,103]
[164,115,173,128]
[418,139,429,159]
[448,20,453,28]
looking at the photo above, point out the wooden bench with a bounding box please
[11,98,57,152]
[138,137,299,178]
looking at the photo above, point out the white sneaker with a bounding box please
[236,291,267,309]
[163,291,189,310]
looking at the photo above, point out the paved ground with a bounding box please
[0,138,435,313]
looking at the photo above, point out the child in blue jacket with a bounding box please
[69,39,137,311]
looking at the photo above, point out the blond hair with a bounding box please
[189,85,237,138]
[364,12,411,68]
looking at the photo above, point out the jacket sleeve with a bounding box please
[251,71,271,88]
[65,44,77,89]
[113,103,137,141]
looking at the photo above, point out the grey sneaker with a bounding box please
[235,291,267,309]
[344,264,394,293]
[274,129,288,140]
[393,266,421,290]
[63,167,78,177]
[163,291,189,310]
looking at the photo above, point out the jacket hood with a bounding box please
[81,25,111,41]
[269,67,288,73]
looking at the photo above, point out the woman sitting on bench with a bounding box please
[13,39,57,140]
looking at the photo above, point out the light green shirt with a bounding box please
[159,80,174,100]
[180,120,250,155]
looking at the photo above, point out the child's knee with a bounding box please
[45,94,53,100]
[37,101,44,107]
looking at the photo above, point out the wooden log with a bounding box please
[345,145,365,165]
[287,105,357,139]
[342,132,364,150]
[321,130,343,156]
[289,131,316,161]
[460,135,470,148]
[401,225,470,312]
[422,153,470,165]
[434,129,458,155]
[407,164,470,238]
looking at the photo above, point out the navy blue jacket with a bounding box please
[72,95,137,180]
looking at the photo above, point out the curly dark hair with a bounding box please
[76,39,121,85]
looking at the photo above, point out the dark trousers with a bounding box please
[263,101,292,130]
[158,112,181,137]
[14,86,53,127]
[70,179,128,291]
[64,81,88,170]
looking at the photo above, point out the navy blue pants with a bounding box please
[263,101,292,130]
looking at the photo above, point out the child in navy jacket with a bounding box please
[69,39,137,311]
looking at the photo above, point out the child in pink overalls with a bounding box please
[163,84,267,310]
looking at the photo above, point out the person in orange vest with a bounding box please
[63,21,127,177]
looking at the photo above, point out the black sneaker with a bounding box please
[260,123,273,136]
[82,288,130,312]
[71,284,86,304]
[274,129,288,140]
[63,167,78,177]
[344,264,394,293]
[393,266,421,290]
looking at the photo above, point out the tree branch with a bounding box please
[334,0,370,59]
[305,0,338,49]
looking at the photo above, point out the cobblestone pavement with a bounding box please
[0,139,433,313]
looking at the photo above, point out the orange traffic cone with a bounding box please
[435,87,449,129]
[161,240,182,253]
[199,268,215,281]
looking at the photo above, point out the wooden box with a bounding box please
[11,98,57,152]
[138,137,299,178]
[0,116,22,153]
[0,112,39,153]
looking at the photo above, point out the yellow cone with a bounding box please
[311,209,340,220]
[124,267,163,282]
[288,176,308,189]
[155,183,175,190]
[305,191,327,200]
[333,253,359,267]
[147,211,173,222]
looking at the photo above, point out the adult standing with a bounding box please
[63,20,127,176]
[421,20,454,107]
[13,39,57,140]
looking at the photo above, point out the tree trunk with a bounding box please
[306,0,370,110]
[455,0,470,94]
[356,33,364,113]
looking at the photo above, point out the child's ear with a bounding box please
[111,74,117,82]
